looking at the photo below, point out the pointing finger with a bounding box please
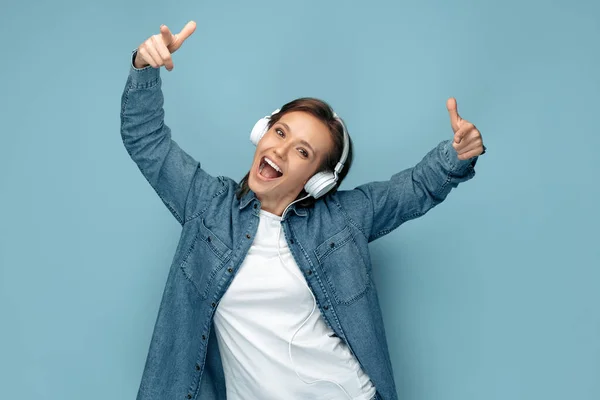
[160,24,175,46]
[152,35,174,70]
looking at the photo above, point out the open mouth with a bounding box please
[258,156,283,180]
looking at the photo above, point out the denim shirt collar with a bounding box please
[239,189,308,217]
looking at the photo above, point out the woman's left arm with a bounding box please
[335,98,485,242]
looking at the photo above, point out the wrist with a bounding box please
[131,50,150,70]
[134,53,149,69]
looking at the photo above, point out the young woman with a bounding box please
[121,22,485,400]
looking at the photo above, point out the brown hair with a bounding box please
[236,97,354,208]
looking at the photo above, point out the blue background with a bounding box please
[1,0,599,399]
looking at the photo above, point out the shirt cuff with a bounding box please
[128,49,160,87]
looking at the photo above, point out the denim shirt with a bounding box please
[120,52,478,400]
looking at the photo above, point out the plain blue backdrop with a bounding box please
[1,0,599,399]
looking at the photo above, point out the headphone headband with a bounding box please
[332,112,350,177]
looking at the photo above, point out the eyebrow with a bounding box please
[279,122,317,156]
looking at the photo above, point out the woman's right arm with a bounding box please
[120,22,220,225]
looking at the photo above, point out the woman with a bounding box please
[121,21,485,400]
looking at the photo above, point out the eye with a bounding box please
[275,128,285,138]
[298,148,309,158]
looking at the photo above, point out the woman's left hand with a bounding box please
[447,97,485,160]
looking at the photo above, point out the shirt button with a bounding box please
[202,335,206,340]
[324,305,329,310]
[246,234,251,239]
[211,302,216,308]
[207,236,211,242]
[195,364,200,371]
[187,394,192,399]
[330,242,335,248]
[227,268,233,273]
[253,204,258,209]
[307,270,312,275]
[290,239,294,244]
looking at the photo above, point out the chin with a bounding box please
[247,168,268,197]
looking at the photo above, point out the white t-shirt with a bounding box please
[213,210,376,400]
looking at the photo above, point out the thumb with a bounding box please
[176,20,197,43]
[169,21,197,52]
[160,21,196,53]
[446,97,461,132]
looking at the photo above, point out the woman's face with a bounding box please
[248,111,334,215]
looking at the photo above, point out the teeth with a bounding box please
[264,157,282,173]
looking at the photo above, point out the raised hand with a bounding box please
[134,21,197,71]
[446,97,485,160]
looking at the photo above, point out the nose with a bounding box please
[273,144,288,161]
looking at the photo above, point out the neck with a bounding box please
[258,192,309,217]
[258,196,294,216]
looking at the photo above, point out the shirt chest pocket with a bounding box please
[180,218,233,300]
[314,226,370,305]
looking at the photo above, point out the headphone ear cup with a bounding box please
[250,108,281,146]
[250,117,269,145]
[304,171,337,199]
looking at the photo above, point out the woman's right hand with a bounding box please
[134,21,197,71]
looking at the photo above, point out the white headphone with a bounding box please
[250,108,350,199]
